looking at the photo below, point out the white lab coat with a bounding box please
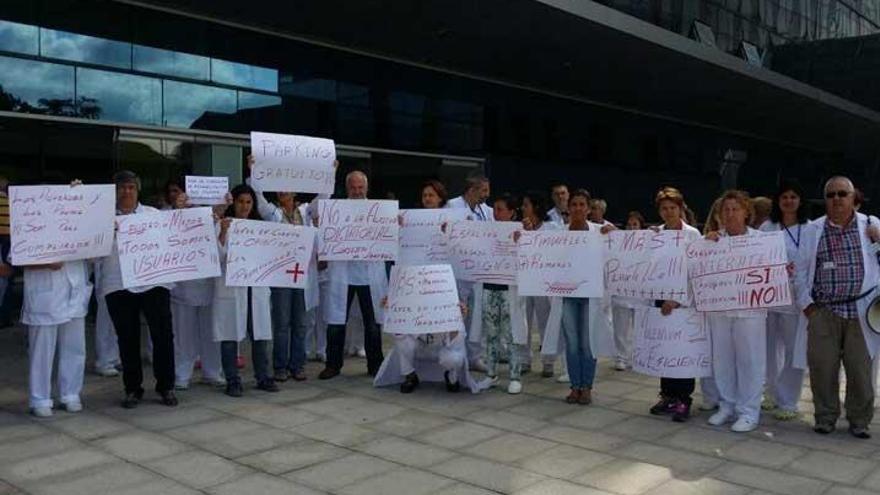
[793,213,880,366]
[373,332,484,393]
[547,207,567,226]
[323,261,387,326]
[21,261,92,326]
[211,222,272,342]
[445,196,494,222]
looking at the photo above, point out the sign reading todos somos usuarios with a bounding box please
[249,131,336,194]
[225,219,316,288]
[116,207,221,288]
[516,230,604,297]
[446,221,519,285]
[9,184,115,265]
[384,264,465,335]
[317,199,399,261]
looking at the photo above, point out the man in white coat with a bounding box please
[547,183,570,225]
[795,176,880,439]
[318,171,387,379]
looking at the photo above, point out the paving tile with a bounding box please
[575,459,673,495]
[553,407,631,430]
[163,418,265,445]
[113,479,204,495]
[0,433,82,464]
[198,427,303,458]
[357,436,456,467]
[113,406,226,431]
[417,422,505,449]
[517,444,614,479]
[146,451,254,489]
[432,483,500,495]
[298,397,405,424]
[366,410,453,437]
[236,440,348,475]
[513,479,612,495]
[45,412,130,440]
[0,448,114,483]
[469,411,549,432]
[722,439,805,468]
[431,456,546,493]
[94,431,189,462]
[786,451,876,484]
[530,425,631,453]
[712,462,830,495]
[828,487,880,495]
[643,478,750,495]
[0,423,52,444]
[507,398,579,420]
[285,453,396,491]
[337,467,454,495]
[289,419,382,446]
[464,432,557,463]
[208,473,323,495]
[658,425,745,456]
[603,416,686,441]
[858,468,880,491]
[618,441,724,477]
[25,462,158,495]
[220,403,322,429]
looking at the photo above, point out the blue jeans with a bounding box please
[271,288,308,374]
[562,298,596,389]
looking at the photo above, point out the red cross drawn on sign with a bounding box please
[286,263,305,283]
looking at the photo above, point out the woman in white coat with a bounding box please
[22,259,91,417]
[705,190,768,432]
[759,180,809,420]
[214,184,277,397]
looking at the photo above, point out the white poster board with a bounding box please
[225,219,316,288]
[604,230,690,303]
[185,176,229,205]
[687,231,791,312]
[9,184,115,265]
[632,307,711,378]
[384,264,464,335]
[249,131,336,194]
[116,208,220,288]
[317,199,399,261]
[398,209,468,266]
[517,230,604,297]
[446,221,519,285]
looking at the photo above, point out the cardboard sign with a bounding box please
[687,231,791,312]
[517,230,604,297]
[384,264,465,335]
[225,219,316,288]
[632,307,712,378]
[116,208,220,288]
[250,131,336,194]
[604,230,690,303]
[446,221,519,285]
[317,199,399,261]
[185,176,229,205]
[9,184,115,265]
[398,209,468,266]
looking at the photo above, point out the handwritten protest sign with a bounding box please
[317,200,398,261]
[9,185,115,265]
[687,231,790,312]
[632,307,711,378]
[604,230,690,303]
[250,131,336,194]
[447,221,519,285]
[384,264,465,335]
[517,230,604,297]
[116,208,220,288]
[185,176,228,205]
[225,219,316,288]
[398,209,468,266]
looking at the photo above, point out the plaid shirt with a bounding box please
[812,217,864,319]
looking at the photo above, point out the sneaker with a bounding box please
[556,373,570,383]
[225,381,243,397]
[444,371,461,393]
[507,380,522,394]
[849,426,871,439]
[484,375,500,388]
[708,410,734,426]
[256,379,280,392]
[614,359,627,371]
[60,401,82,413]
[650,396,675,415]
[730,417,758,433]
[273,370,290,382]
[774,409,799,421]
[400,372,420,394]
[541,363,554,378]
[96,366,119,377]
[565,389,581,404]
[174,381,189,391]
[201,376,227,387]
[31,407,53,417]
[761,397,776,411]
[316,353,327,363]
[671,400,691,422]
[356,348,367,358]
[469,359,488,373]
[698,401,719,411]
[235,355,245,369]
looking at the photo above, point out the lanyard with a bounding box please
[471,205,485,221]
[783,223,801,248]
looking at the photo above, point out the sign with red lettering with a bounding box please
[632,307,711,378]
[446,221,519,285]
[604,230,690,303]
[687,231,791,312]
[317,199,399,261]
[225,219,316,288]
[384,264,464,335]
[9,184,115,265]
[116,208,220,288]
[516,230,604,297]
[398,209,468,266]
[250,131,336,194]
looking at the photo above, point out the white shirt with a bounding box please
[446,196,493,222]
[99,203,173,297]
[547,207,568,226]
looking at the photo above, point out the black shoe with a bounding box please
[813,423,836,435]
[159,390,178,407]
[649,396,674,415]
[256,379,280,392]
[444,371,461,393]
[400,373,419,394]
[225,381,243,397]
[849,425,871,439]
[318,367,340,380]
[671,400,691,423]
[121,390,143,409]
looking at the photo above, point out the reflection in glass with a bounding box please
[163,80,236,128]
[133,45,209,80]
[0,56,74,114]
[280,76,336,102]
[0,19,38,55]
[211,58,277,92]
[41,29,131,69]
[238,91,282,111]
[76,68,161,124]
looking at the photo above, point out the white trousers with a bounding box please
[765,312,805,411]
[304,307,327,357]
[461,283,485,365]
[709,314,766,422]
[171,303,221,384]
[345,297,365,353]
[522,296,553,364]
[394,334,465,383]
[612,306,634,364]
[94,295,119,369]
[29,319,86,409]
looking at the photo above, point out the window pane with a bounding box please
[280,76,336,102]
[238,91,281,111]
[211,58,277,92]
[41,28,130,69]
[0,55,74,114]
[0,19,38,55]
[163,80,236,128]
[76,67,161,124]
[133,44,209,80]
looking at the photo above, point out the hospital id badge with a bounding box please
[822,261,835,270]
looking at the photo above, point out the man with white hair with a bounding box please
[318,170,388,379]
[795,176,880,438]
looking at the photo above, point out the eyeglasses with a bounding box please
[825,190,851,199]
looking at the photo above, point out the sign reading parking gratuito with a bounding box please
[249,131,336,194]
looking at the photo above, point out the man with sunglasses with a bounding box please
[795,176,880,438]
